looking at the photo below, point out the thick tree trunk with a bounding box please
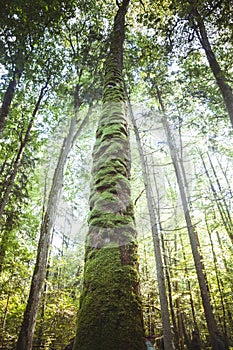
[73,2,145,350]
[190,6,233,127]
[16,106,91,350]
[155,85,220,350]
[128,100,174,350]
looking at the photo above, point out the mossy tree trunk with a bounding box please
[73,2,145,350]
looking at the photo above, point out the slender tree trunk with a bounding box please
[215,229,233,336]
[73,2,145,350]
[128,100,174,350]
[215,226,233,336]
[0,68,22,136]
[35,267,49,349]
[0,159,8,178]
[204,215,227,336]
[35,215,54,350]
[16,103,92,350]
[179,233,198,331]
[206,151,233,228]
[155,85,219,350]
[215,155,233,199]
[146,293,153,335]
[0,78,49,220]
[161,230,179,350]
[2,293,10,330]
[0,214,14,274]
[189,4,233,127]
[150,293,158,335]
[199,152,233,243]
[152,152,178,349]
[172,233,183,350]
[141,235,152,334]
[215,230,233,287]
[181,313,190,349]
[176,302,184,350]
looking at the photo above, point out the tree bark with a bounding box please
[179,233,198,331]
[199,151,233,243]
[35,221,54,350]
[155,85,220,350]
[0,68,22,136]
[206,151,233,229]
[189,5,233,127]
[16,104,92,350]
[0,215,14,274]
[204,215,227,336]
[73,2,145,350]
[0,78,49,220]
[128,100,174,350]
[162,230,180,350]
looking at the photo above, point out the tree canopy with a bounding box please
[0,0,233,349]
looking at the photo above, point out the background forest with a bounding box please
[0,0,233,349]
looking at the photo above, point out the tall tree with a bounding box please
[160,0,233,127]
[15,99,92,350]
[155,84,220,350]
[128,99,174,350]
[0,0,75,135]
[186,1,233,128]
[73,1,145,349]
[0,78,50,221]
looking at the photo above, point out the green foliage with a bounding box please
[0,0,233,347]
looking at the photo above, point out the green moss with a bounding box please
[93,160,127,178]
[74,246,146,350]
[89,190,116,208]
[96,123,127,142]
[93,173,130,192]
[89,193,123,214]
[102,60,125,104]
[92,158,128,177]
[88,210,132,226]
[93,137,128,160]
[100,102,127,125]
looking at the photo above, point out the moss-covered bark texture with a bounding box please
[73,1,146,350]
